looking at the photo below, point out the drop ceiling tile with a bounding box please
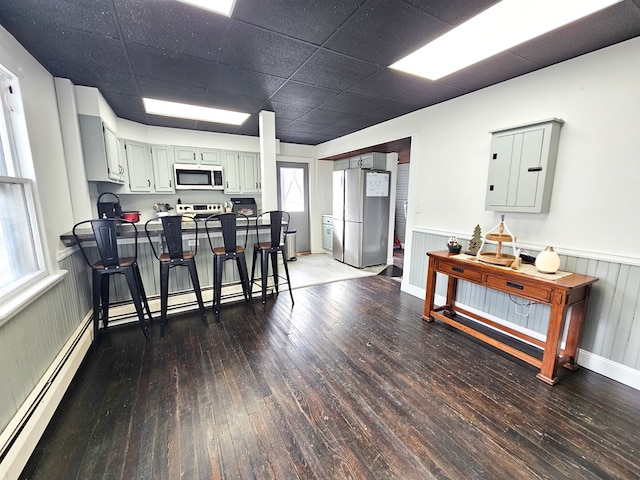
[208,64,285,99]
[279,120,327,134]
[127,43,216,89]
[0,14,129,73]
[233,115,260,136]
[0,0,119,38]
[316,124,359,137]
[511,2,640,67]
[392,81,467,107]
[297,109,354,125]
[137,77,207,105]
[259,101,314,121]
[233,0,362,45]
[405,0,499,24]
[278,131,333,145]
[335,114,379,130]
[318,92,391,119]
[439,51,539,91]
[269,81,339,108]
[117,108,151,125]
[44,59,138,94]
[194,121,239,134]
[115,0,229,61]
[291,49,379,91]
[101,92,144,113]
[145,114,199,130]
[201,89,266,113]
[324,0,450,65]
[219,21,318,78]
[348,69,427,100]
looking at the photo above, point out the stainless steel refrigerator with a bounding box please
[332,168,390,268]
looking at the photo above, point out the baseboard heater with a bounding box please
[0,315,92,479]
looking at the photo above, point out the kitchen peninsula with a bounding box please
[60,216,283,316]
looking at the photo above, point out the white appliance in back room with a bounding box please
[332,168,391,268]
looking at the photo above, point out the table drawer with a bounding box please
[484,274,552,303]
[437,260,483,283]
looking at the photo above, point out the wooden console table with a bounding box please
[422,250,598,385]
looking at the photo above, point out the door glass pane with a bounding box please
[280,167,304,213]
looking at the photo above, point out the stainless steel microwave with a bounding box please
[174,164,224,190]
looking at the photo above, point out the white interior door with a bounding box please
[277,162,310,253]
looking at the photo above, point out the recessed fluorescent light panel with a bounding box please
[390,0,622,80]
[143,98,249,125]
[175,0,236,17]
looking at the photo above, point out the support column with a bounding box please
[259,110,277,212]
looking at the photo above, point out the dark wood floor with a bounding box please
[21,276,640,479]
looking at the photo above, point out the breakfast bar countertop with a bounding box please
[59,216,273,247]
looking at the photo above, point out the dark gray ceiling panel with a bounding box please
[127,43,216,89]
[115,0,230,60]
[291,49,380,91]
[208,64,285,99]
[219,21,317,77]
[323,0,451,65]
[233,0,362,45]
[1,0,638,145]
[269,82,339,108]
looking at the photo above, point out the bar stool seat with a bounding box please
[205,213,252,321]
[73,218,152,340]
[145,215,207,337]
[250,210,294,310]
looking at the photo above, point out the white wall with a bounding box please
[319,36,640,270]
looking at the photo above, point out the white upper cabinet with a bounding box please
[78,114,125,183]
[173,147,222,165]
[125,140,153,193]
[150,145,174,193]
[241,152,261,193]
[222,151,242,194]
[485,118,564,213]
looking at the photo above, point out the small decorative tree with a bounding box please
[468,224,482,255]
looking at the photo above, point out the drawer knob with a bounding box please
[452,267,464,273]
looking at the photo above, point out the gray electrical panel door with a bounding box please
[485,118,563,213]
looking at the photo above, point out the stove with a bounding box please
[174,202,224,219]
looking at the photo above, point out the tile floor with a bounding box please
[287,250,403,290]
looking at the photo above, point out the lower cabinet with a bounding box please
[322,215,333,250]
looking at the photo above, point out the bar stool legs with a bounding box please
[250,245,294,311]
[212,251,252,321]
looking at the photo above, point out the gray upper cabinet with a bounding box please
[485,118,564,213]
[78,114,124,183]
[349,153,386,169]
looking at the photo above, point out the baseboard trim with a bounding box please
[577,349,640,390]
[0,316,92,480]
[401,284,640,391]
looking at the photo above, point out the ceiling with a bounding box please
[1,1,639,147]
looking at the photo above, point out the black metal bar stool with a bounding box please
[145,215,208,336]
[72,218,152,340]
[205,213,252,321]
[250,210,294,310]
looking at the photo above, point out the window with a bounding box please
[279,167,305,213]
[0,65,46,303]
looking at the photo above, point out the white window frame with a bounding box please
[0,64,52,321]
